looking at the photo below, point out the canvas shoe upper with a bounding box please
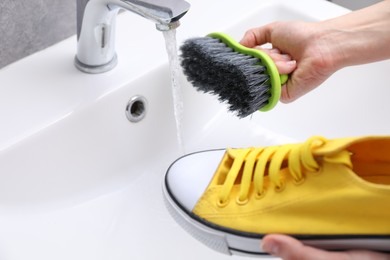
[163,136,390,256]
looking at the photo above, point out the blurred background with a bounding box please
[0,0,383,70]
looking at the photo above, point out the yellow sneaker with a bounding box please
[163,136,390,256]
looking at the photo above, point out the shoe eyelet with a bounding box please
[216,198,229,208]
[293,176,305,186]
[274,181,286,193]
[236,196,249,206]
[255,190,266,200]
[311,167,323,176]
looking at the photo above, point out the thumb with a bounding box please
[239,25,272,48]
[280,72,312,104]
[261,234,390,260]
[261,234,336,260]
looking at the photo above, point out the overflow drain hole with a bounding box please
[126,95,148,123]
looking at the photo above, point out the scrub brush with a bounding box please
[180,32,288,118]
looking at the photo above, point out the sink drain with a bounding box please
[125,95,148,123]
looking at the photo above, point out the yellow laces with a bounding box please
[218,136,352,205]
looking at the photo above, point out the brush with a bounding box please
[180,32,288,118]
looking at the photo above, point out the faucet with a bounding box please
[75,0,190,74]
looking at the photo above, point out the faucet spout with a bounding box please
[75,0,190,74]
[116,0,189,25]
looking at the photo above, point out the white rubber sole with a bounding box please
[163,180,273,257]
[163,179,390,257]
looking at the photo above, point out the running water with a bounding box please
[162,29,184,153]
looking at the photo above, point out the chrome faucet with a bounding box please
[75,0,190,74]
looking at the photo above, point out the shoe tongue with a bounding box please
[323,150,353,168]
[313,137,358,155]
[313,137,369,169]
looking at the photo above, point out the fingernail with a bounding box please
[280,54,292,60]
[261,240,279,255]
[286,60,296,66]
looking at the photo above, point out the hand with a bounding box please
[240,21,340,103]
[261,234,390,260]
[239,0,390,103]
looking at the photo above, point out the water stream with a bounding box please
[162,29,184,153]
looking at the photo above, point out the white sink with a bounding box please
[0,0,388,259]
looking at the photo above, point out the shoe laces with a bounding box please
[218,136,353,206]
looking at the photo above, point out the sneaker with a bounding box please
[163,136,390,256]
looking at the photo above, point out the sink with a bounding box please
[0,0,389,259]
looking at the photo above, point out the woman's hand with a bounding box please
[240,21,343,103]
[262,234,390,260]
[240,0,390,103]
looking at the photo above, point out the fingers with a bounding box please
[344,250,390,260]
[261,234,332,260]
[275,60,297,75]
[261,234,390,260]
[240,23,314,103]
[259,48,297,101]
[256,47,297,75]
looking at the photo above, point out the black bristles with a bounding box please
[180,36,270,118]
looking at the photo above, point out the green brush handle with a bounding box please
[280,74,289,85]
[208,32,289,112]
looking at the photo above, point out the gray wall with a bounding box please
[0,0,76,69]
[0,0,382,70]
[331,0,382,10]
